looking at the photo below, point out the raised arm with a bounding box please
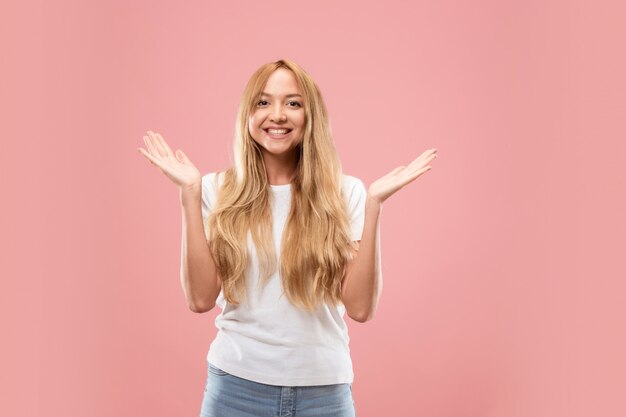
[138,130,221,313]
[341,148,438,323]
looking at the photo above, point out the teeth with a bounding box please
[267,129,289,134]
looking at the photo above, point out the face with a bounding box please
[248,68,305,161]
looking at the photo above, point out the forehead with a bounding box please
[262,68,301,96]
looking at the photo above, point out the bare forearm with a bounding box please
[343,195,383,321]
[180,186,220,313]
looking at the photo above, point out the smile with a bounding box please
[264,128,292,138]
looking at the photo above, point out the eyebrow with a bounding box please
[260,92,303,98]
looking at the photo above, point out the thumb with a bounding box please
[389,165,405,175]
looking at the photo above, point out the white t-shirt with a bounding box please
[200,172,367,386]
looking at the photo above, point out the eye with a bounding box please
[257,99,301,108]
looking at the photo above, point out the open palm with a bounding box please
[137,130,202,190]
[368,148,438,204]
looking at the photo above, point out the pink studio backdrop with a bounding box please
[1,1,625,416]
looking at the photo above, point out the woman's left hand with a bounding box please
[367,148,438,204]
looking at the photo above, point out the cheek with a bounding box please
[247,122,258,141]
[248,116,260,133]
[295,114,306,129]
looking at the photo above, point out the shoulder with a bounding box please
[341,174,367,216]
[201,172,216,186]
[202,171,227,192]
[341,174,367,241]
[341,173,366,196]
[201,172,227,214]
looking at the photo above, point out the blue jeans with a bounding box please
[200,362,357,417]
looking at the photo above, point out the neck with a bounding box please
[262,149,299,185]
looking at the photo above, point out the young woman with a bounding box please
[138,59,437,417]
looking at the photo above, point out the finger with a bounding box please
[406,154,425,170]
[143,135,160,158]
[407,151,437,172]
[414,165,432,177]
[147,131,168,158]
[146,131,165,157]
[405,156,433,177]
[401,167,429,187]
[415,148,437,163]
[176,149,190,164]
[155,132,174,157]
[388,165,405,176]
[138,147,166,170]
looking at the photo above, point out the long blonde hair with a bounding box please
[207,59,357,311]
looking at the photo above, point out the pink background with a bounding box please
[1,0,625,416]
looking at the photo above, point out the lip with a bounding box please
[263,127,292,131]
[264,128,292,139]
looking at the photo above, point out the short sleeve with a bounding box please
[201,172,223,225]
[343,175,367,241]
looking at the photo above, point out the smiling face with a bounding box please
[248,68,306,163]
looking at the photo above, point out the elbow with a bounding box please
[188,300,215,314]
[345,297,380,323]
[351,314,368,323]
[347,295,381,323]
[349,308,376,323]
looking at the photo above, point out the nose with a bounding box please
[270,104,286,122]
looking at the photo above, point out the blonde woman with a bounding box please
[138,59,437,417]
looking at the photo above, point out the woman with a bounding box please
[138,59,437,417]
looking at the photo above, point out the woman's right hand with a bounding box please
[137,131,202,192]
